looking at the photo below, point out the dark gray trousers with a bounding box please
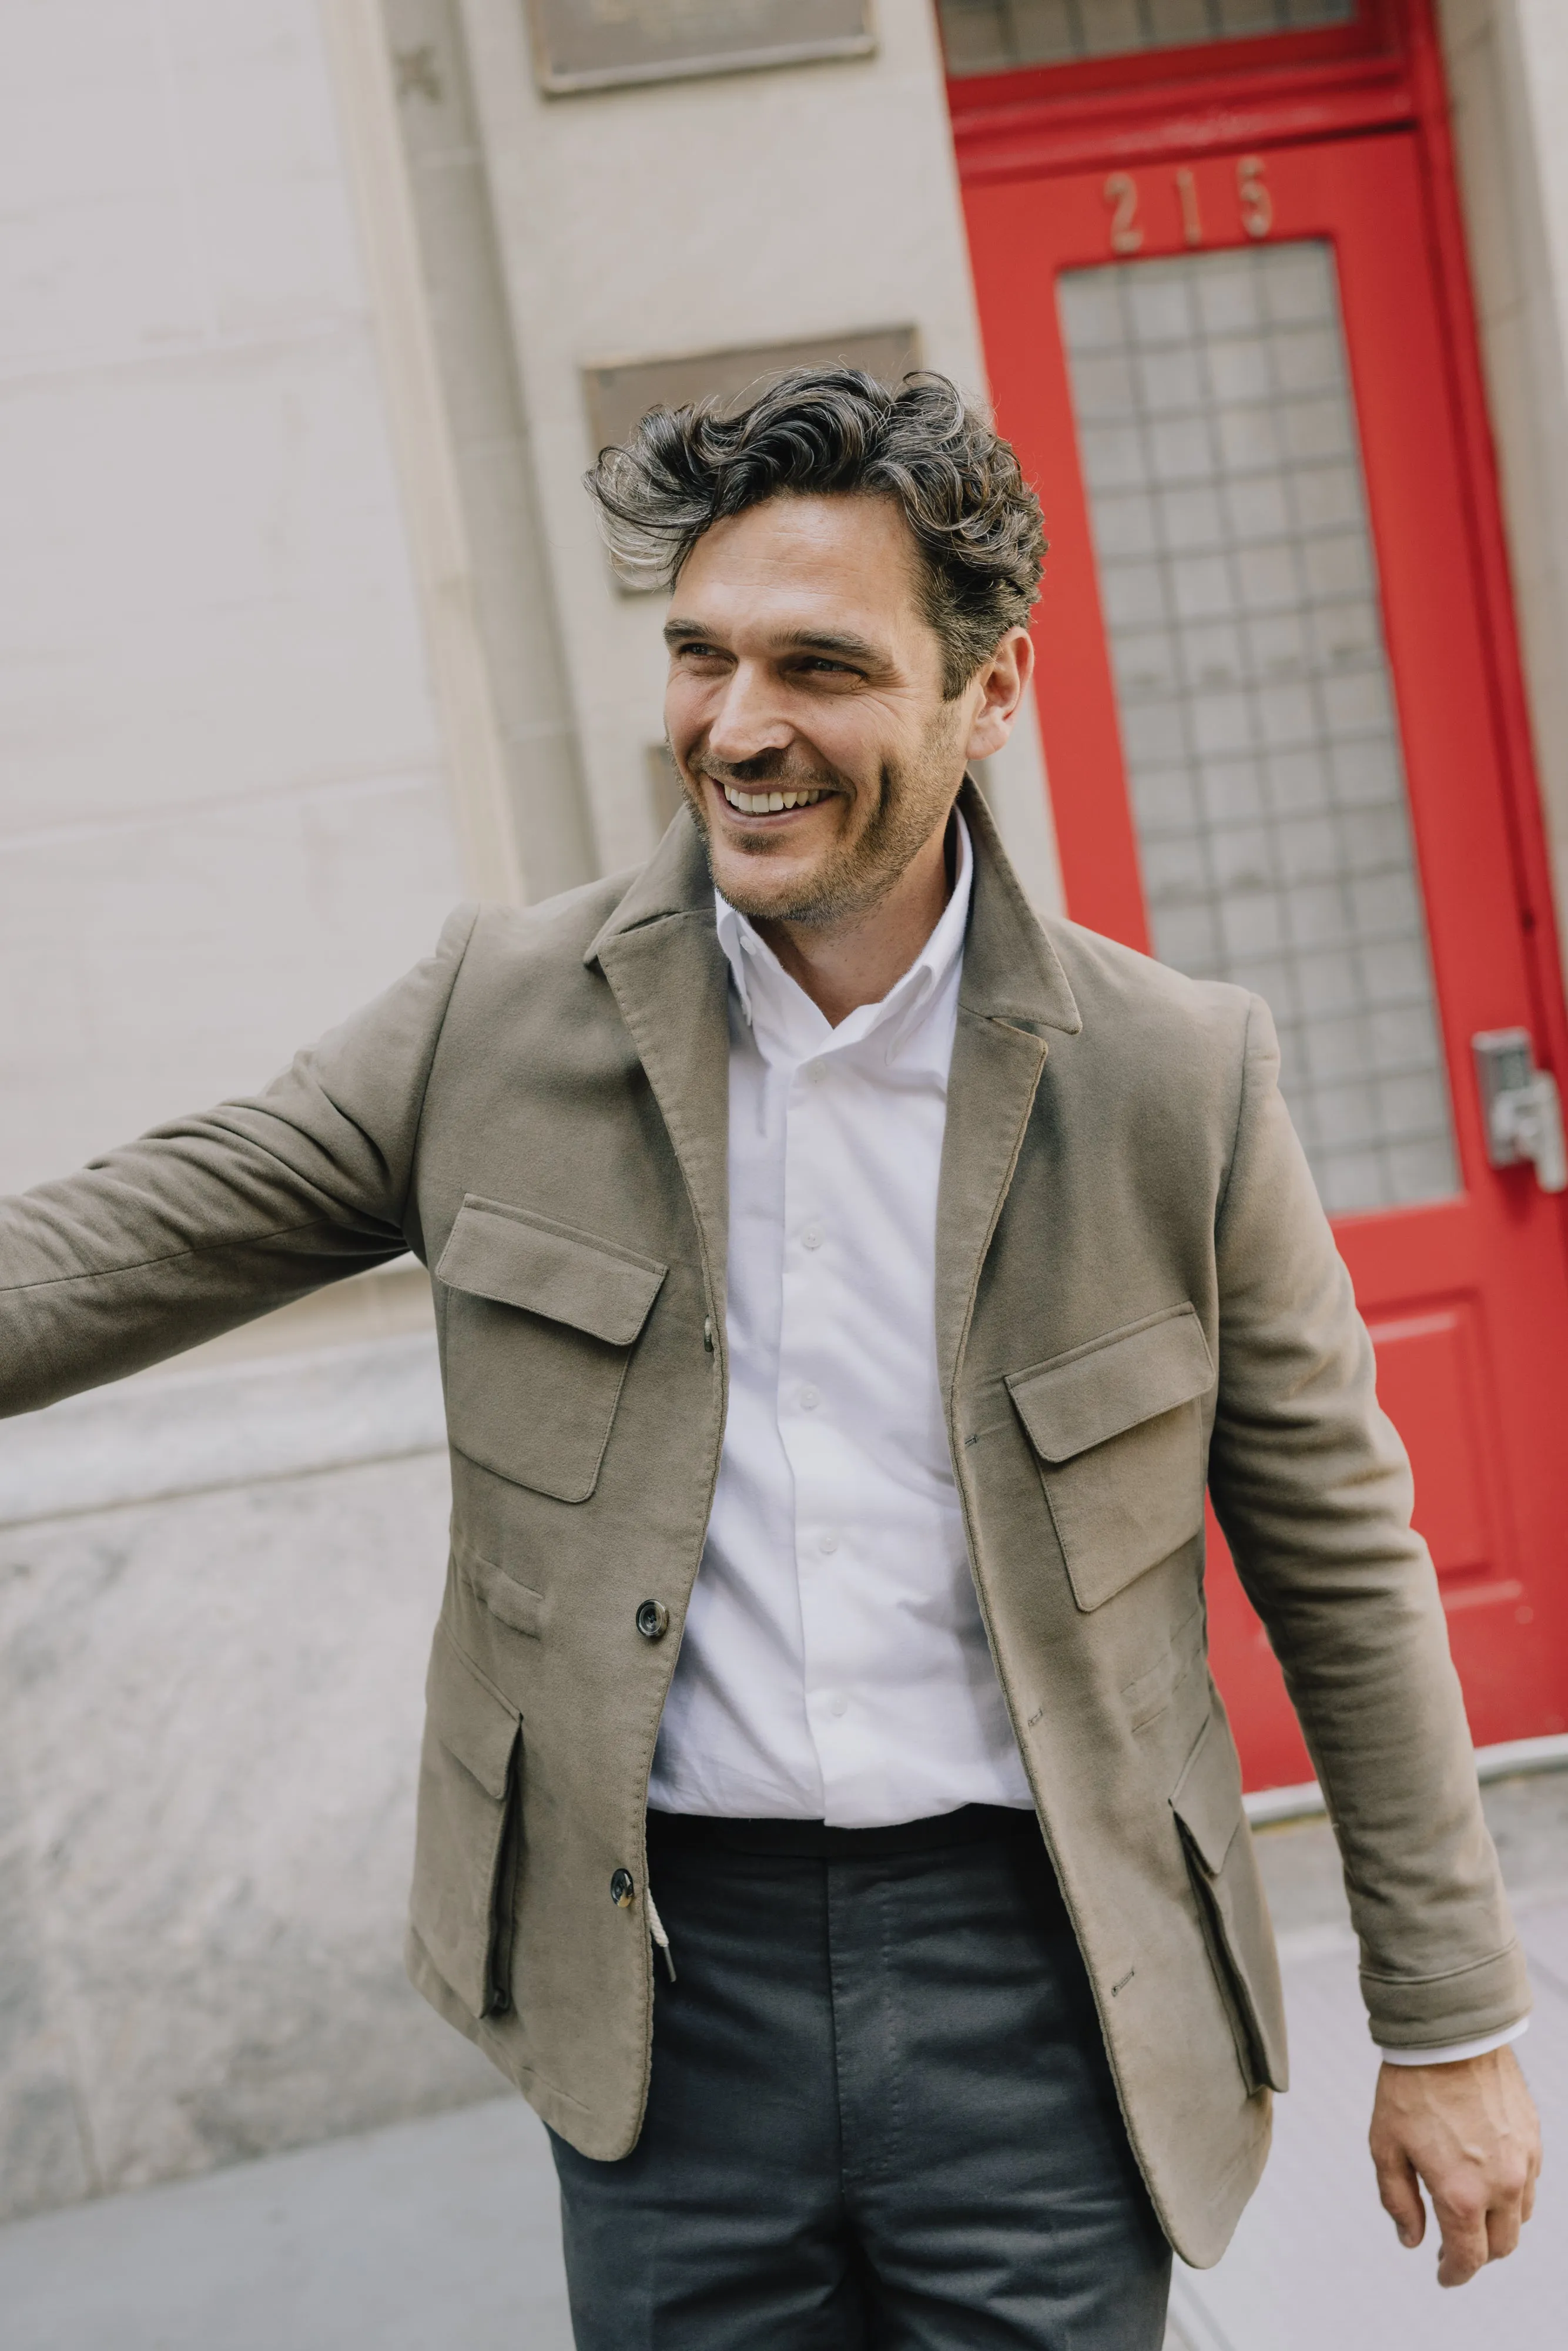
[550,1806,1171,2349]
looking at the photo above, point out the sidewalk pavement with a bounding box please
[1,1773,1561,2351]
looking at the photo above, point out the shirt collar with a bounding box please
[714,809,973,1053]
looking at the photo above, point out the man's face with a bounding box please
[662,494,979,926]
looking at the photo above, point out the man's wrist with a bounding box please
[1376,2017,1529,2067]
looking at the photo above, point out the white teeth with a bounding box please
[721,784,826,815]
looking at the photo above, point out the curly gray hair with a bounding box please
[584,367,1046,697]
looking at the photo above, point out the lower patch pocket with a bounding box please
[1171,1710,1289,2094]
[409,1626,522,2021]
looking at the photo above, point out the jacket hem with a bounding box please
[403,1923,638,2160]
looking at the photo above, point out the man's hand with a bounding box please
[1369,2045,1541,2286]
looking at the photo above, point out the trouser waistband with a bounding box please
[646,1802,1041,1861]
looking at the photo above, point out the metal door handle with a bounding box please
[1473,1028,1568,1193]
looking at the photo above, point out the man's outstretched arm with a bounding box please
[1207,995,1538,2282]
[0,905,477,1416]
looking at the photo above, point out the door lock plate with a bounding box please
[1473,1029,1568,1194]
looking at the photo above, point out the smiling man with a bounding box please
[0,369,1540,2347]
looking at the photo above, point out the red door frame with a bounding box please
[950,0,1568,1232]
[948,1,1568,1780]
[947,0,1568,1217]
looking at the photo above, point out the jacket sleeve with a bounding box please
[1207,993,1530,2052]
[0,905,478,1418]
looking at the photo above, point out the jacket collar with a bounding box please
[585,777,1080,1388]
[584,802,715,966]
[585,774,1081,1041]
[953,778,1080,1036]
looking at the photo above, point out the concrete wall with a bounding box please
[0,0,469,1198]
[0,0,492,2222]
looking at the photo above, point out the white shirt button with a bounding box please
[817,1531,839,1555]
[805,1060,828,1084]
[798,1385,820,1412]
[801,1224,823,1251]
[826,1692,848,1718]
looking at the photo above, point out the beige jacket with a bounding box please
[0,785,1526,2265]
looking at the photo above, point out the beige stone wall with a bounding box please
[0,0,487,2221]
[0,0,473,1203]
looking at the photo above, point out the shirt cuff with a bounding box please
[1377,2018,1530,2067]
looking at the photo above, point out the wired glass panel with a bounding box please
[1057,243,1458,1215]
[940,0,1353,76]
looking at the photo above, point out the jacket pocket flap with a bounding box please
[435,1198,666,1347]
[1006,1304,1214,1464]
[1170,1709,1242,1877]
[454,1537,543,1639]
[426,1627,519,1801]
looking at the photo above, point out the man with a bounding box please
[0,370,1540,2346]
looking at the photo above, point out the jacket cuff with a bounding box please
[1362,1941,1532,2051]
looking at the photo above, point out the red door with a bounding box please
[963,128,1568,1784]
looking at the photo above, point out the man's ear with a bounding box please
[964,628,1035,762]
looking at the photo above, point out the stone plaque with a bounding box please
[526,1,876,95]
[584,324,920,457]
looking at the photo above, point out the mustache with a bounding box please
[686,747,845,794]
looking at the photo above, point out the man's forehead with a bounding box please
[666,493,922,645]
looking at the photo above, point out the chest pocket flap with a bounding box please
[437,1199,665,1343]
[1007,1305,1214,1612]
[436,1199,668,1503]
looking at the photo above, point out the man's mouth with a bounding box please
[718,782,830,816]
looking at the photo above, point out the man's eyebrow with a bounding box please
[662,617,884,665]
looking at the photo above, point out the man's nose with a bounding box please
[705,663,792,767]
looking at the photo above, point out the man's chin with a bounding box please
[708,849,829,925]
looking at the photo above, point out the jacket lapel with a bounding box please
[586,814,732,1325]
[935,781,1081,1400]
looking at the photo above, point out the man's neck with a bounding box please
[752,816,955,1029]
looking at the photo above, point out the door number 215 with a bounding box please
[1104,156,1273,256]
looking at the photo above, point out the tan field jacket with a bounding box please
[0,783,1527,2264]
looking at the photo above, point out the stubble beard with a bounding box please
[681,716,964,929]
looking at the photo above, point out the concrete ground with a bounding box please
[1,1774,1562,2351]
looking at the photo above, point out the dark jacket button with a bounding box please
[611,1868,635,1908]
[636,1599,670,1642]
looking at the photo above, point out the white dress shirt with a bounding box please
[644,810,1525,2065]
[649,813,1032,1826]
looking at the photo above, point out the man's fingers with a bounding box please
[1373,2145,1425,2249]
[1485,2192,1523,2263]
[1432,2186,1490,2289]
